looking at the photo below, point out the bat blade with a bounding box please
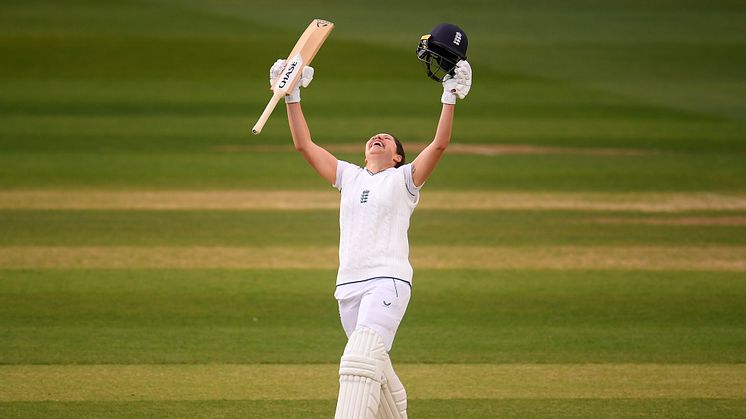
[252,19,334,135]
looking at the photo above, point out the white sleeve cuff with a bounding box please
[333,160,348,191]
[403,164,422,202]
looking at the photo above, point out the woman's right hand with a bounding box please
[269,59,315,103]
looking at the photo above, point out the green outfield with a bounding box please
[1,0,745,417]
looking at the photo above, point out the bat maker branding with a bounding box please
[277,54,303,89]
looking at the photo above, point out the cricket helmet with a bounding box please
[416,23,468,82]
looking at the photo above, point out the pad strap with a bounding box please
[334,327,387,419]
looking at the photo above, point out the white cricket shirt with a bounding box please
[333,161,421,287]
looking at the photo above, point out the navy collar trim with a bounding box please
[365,167,395,176]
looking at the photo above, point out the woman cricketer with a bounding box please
[270,23,471,419]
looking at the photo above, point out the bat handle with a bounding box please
[252,92,284,135]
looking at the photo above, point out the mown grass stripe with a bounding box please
[1,364,744,402]
[1,399,745,419]
[0,245,743,270]
[1,191,745,211]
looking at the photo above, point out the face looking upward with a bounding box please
[365,133,402,170]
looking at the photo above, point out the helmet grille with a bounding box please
[416,38,458,82]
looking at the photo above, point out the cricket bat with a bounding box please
[252,19,334,135]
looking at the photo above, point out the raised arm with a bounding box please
[287,102,337,184]
[411,104,454,187]
[268,59,338,184]
[411,60,472,187]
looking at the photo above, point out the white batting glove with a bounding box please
[285,66,314,103]
[269,59,286,85]
[269,58,314,104]
[441,60,472,104]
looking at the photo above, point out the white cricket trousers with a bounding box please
[334,277,411,351]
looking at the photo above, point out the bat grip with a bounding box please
[252,92,284,135]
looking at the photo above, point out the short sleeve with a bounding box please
[402,163,422,202]
[333,160,355,191]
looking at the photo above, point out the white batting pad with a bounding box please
[376,357,408,419]
[334,327,387,419]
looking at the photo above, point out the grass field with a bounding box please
[1,0,745,417]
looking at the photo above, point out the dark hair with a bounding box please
[386,133,406,168]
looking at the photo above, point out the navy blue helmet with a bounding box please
[416,23,468,82]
